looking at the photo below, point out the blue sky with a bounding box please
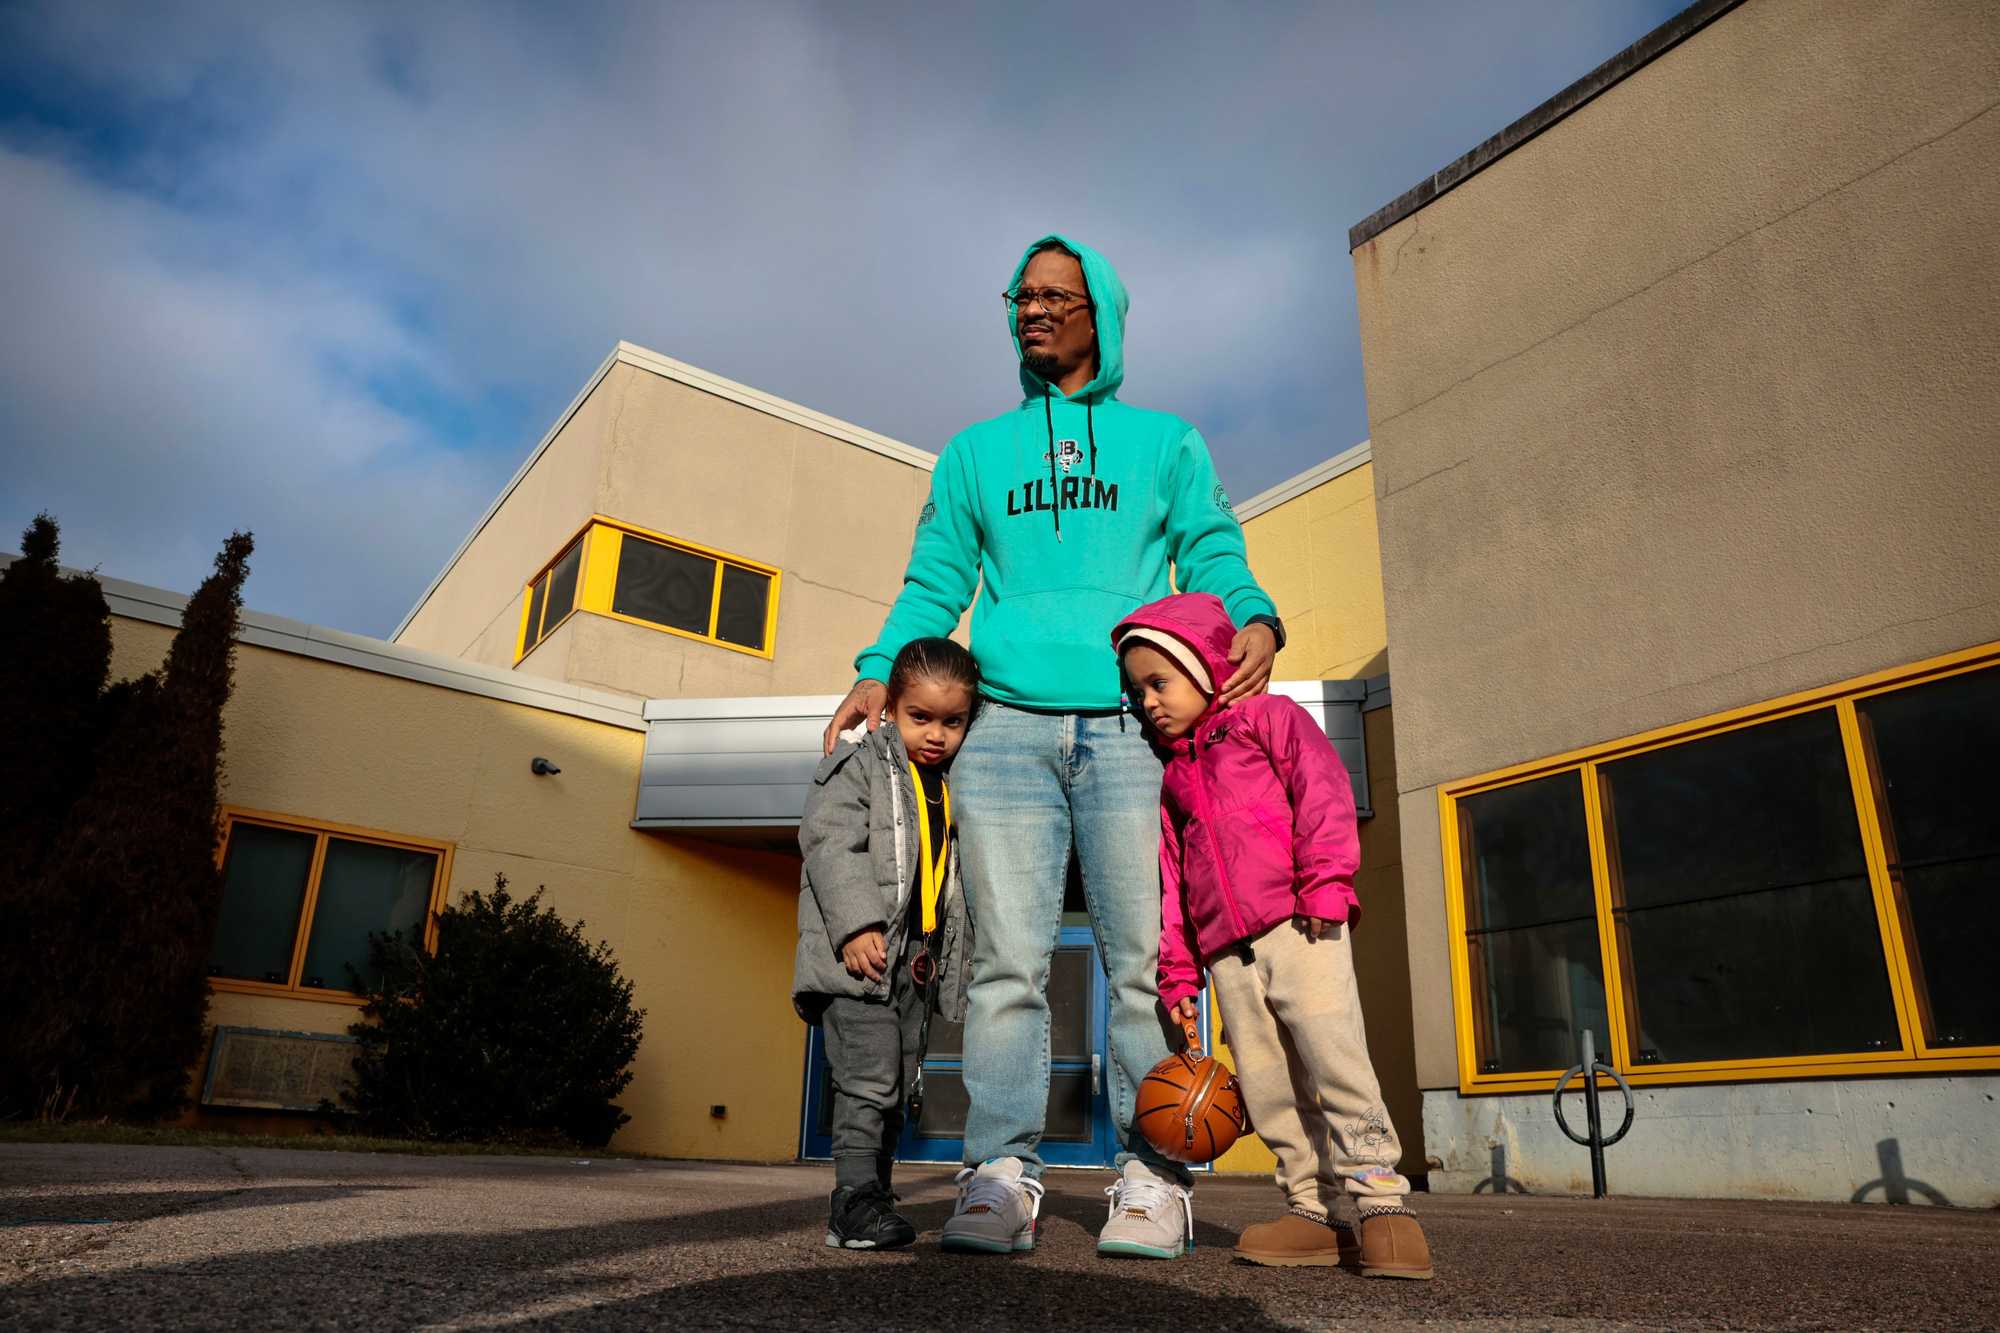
[0,0,1684,636]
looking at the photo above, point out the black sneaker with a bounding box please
[826,1182,917,1251]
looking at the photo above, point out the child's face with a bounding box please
[887,675,975,768]
[1122,644,1209,740]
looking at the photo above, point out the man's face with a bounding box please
[1015,248,1096,385]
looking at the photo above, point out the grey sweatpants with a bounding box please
[821,979,926,1188]
[1209,919,1412,1217]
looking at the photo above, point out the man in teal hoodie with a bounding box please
[823,235,1283,1258]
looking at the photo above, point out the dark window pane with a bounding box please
[926,1012,963,1060]
[1459,773,1596,930]
[715,565,769,649]
[525,574,548,649]
[613,537,715,635]
[299,839,437,992]
[543,540,582,633]
[1469,921,1609,1074]
[212,823,316,984]
[913,1068,969,1139]
[813,1061,834,1136]
[1610,710,1867,911]
[1049,947,1093,1061]
[1043,1070,1093,1142]
[1604,710,1900,1063]
[1618,876,1893,1063]
[1457,771,1606,1074]
[1859,666,2000,1047]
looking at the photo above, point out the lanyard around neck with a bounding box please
[907,762,953,934]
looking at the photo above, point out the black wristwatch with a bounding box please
[1246,613,1287,652]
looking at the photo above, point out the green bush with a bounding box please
[345,874,645,1147]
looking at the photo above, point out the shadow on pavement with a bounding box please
[0,1184,415,1227]
[529,1263,1291,1331]
[0,1188,1277,1332]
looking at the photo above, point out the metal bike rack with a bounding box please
[1551,1028,1634,1198]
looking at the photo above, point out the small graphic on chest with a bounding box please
[1045,439,1085,473]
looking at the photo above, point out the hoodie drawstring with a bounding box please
[1042,386,1062,543]
[1087,400,1097,476]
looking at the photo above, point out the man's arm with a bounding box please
[824,439,983,751]
[1162,426,1283,702]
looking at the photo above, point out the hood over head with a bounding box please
[1112,592,1240,721]
[1008,233,1127,403]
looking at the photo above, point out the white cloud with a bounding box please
[0,0,1684,633]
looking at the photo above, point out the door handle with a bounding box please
[1091,1053,1101,1096]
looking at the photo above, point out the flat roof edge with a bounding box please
[613,342,936,473]
[3,556,650,732]
[1347,0,1748,251]
[1234,440,1372,522]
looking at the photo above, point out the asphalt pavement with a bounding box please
[3,1144,1997,1330]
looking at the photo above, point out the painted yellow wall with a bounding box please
[112,614,804,1161]
[397,357,932,699]
[1240,460,1388,681]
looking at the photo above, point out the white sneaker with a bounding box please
[940,1157,1045,1254]
[1097,1159,1193,1259]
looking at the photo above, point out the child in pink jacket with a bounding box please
[1113,592,1432,1280]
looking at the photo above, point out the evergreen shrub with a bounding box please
[0,515,250,1120]
[346,874,645,1147]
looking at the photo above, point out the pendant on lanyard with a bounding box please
[907,761,952,987]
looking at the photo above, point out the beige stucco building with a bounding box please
[1352,0,1999,1202]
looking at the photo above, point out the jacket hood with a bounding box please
[1008,233,1127,403]
[1112,592,1240,721]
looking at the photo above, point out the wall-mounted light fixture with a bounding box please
[530,757,562,776]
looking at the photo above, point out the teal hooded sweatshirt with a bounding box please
[855,235,1276,711]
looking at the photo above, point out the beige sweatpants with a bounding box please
[1208,918,1410,1217]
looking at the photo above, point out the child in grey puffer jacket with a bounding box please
[795,637,979,1251]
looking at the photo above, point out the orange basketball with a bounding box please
[1134,1015,1248,1164]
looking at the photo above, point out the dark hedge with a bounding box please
[0,515,250,1119]
[345,874,645,1147]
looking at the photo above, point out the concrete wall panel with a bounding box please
[1423,1076,2000,1206]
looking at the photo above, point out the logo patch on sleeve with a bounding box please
[916,501,937,528]
[1214,484,1235,515]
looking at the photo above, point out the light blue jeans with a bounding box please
[952,699,1188,1183]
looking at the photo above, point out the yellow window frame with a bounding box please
[514,515,781,662]
[1439,639,2000,1095]
[208,807,455,1007]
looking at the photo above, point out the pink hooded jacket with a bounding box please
[1113,592,1363,1010]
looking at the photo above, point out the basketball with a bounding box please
[1134,1013,1248,1164]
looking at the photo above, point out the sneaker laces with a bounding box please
[954,1166,1046,1222]
[1104,1174,1194,1243]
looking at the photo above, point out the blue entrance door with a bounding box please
[802,923,1116,1167]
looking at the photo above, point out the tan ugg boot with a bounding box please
[1233,1211,1358,1267]
[1357,1208,1433,1280]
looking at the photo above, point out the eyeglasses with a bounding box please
[1004,286,1089,317]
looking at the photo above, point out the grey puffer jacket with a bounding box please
[792,723,972,1024]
